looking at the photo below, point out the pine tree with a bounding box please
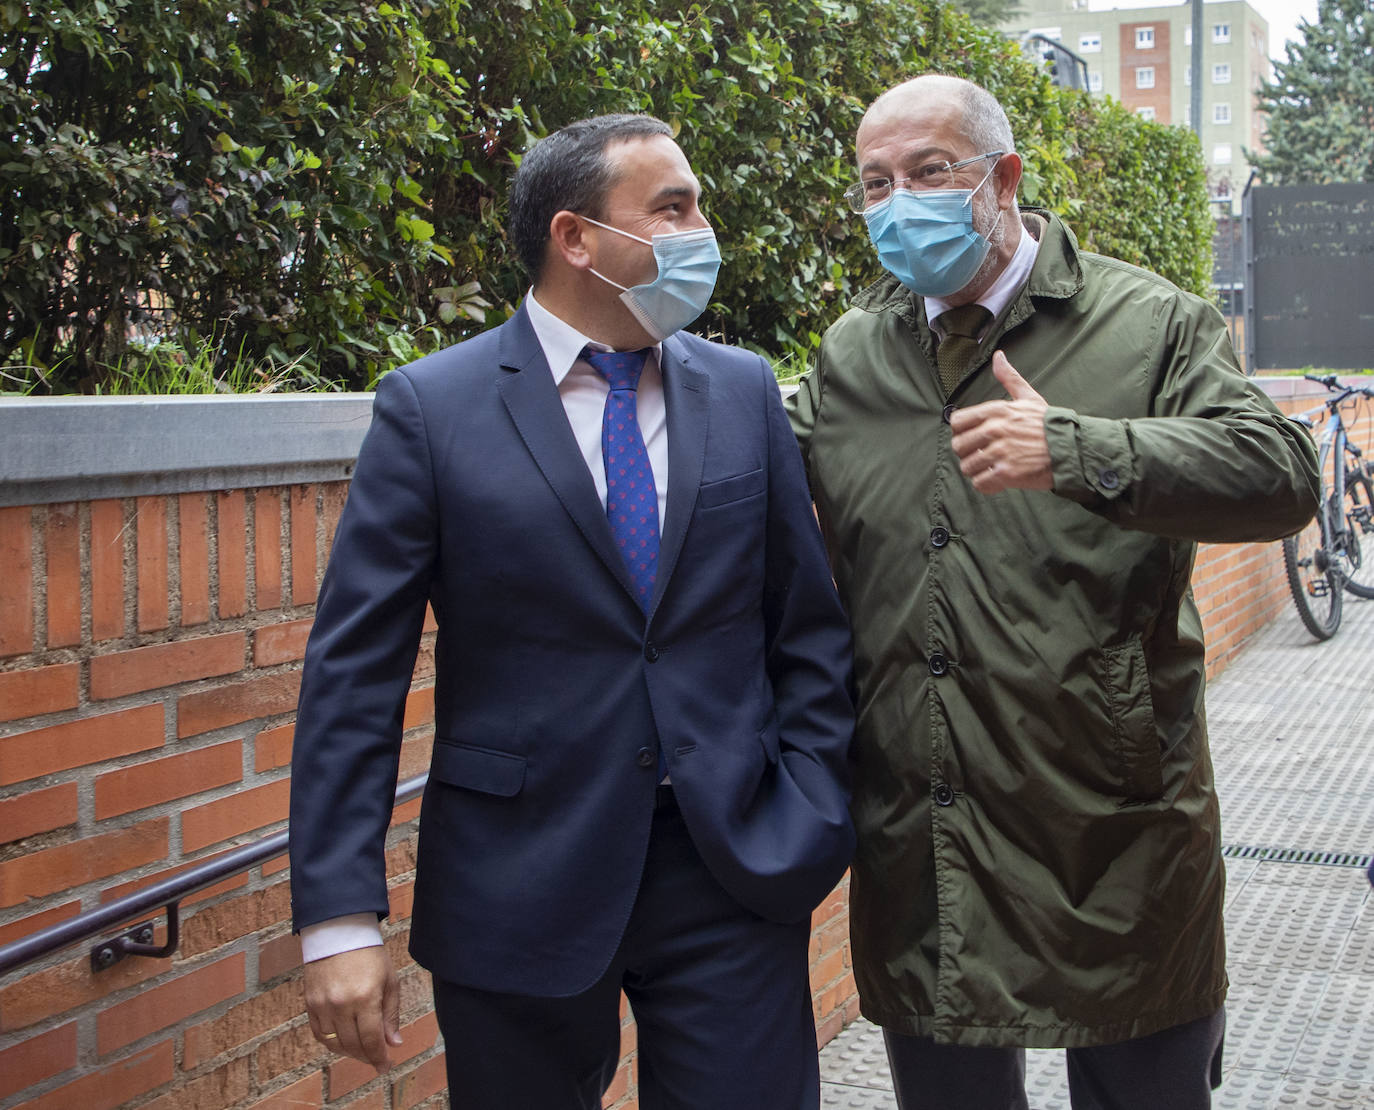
[1251,0,1374,184]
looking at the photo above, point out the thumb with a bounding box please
[992,350,1040,402]
[383,966,403,1047]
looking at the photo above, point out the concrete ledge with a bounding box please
[0,394,376,507]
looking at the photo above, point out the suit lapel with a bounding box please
[495,310,639,602]
[653,335,709,612]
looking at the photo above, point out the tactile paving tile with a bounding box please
[1288,971,1374,1086]
[1268,1075,1374,1109]
[1218,963,1327,1075]
[1225,871,1367,973]
[1335,898,1374,976]
[818,1018,891,1092]
[1216,1067,1286,1110]
[820,1085,894,1109]
[1023,1048,1069,1109]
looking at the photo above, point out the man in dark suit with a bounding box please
[288,113,855,1109]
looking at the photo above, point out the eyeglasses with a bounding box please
[842,151,1005,213]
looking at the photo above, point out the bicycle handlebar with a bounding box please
[1302,373,1374,404]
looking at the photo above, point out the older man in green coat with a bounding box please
[788,75,1318,1109]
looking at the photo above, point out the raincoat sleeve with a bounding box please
[1042,293,1319,544]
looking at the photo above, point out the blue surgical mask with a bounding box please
[863,165,998,297]
[582,218,722,341]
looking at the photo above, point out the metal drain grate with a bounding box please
[1222,843,1373,869]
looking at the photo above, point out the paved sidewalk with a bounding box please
[819,590,1374,1110]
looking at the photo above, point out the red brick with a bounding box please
[178,882,291,959]
[89,499,126,643]
[290,486,318,606]
[403,686,434,730]
[135,1056,251,1110]
[179,492,211,627]
[90,631,245,700]
[96,952,245,1054]
[254,722,294,772]
[94,739,243,819]
[177,672,301,739]
[0,1021,76,1099]
[217,490,247,618]
[0,506,33,658]
[255,1020,329,1084]
[44,503,82,648]
[0,944,162,1033]
[183,976,302,1068]
[0,703,164,787]
[0,662,79,723]
[0,817,168,910]
[329,1011,438,1099]
[254,618,313,667]
[137,497,169,632]
[17,1040,173,1110]
[258,931,301,982]
[256,488,283,611]
[182,777,290,852]
[398,734,434,782]
[423,604,438,633]
[249,1071,323,1110]
[321,482,349,562]
[262,852,290,877]
[0,899,81,948]
[0,782,79,845]
[393,1052,447,1109]
[99,846,247,909]
[336,1089,387,1110]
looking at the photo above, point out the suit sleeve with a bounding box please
[760,357,856,861]
[289,368,438,932]
[1044,293,1320,543]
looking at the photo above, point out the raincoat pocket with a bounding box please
[1101,637,1163,801]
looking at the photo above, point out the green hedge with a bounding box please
[1,0,1214,392]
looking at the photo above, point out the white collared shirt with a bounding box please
[300,290,673,964]
[926,221,1041,342]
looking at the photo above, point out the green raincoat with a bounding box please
[787,210,1319,1047]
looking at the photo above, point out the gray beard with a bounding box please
[965,188,1009,294]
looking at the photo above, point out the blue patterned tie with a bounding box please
[584,347,660,612]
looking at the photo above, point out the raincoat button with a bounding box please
[941,404,956,424]
[644,642,660,662]
[1098,468,1120,490]
[637,747,655,768]
[933,783,955,806]
[928,653,948,676]
[930,526,950,548]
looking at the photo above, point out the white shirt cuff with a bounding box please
[299,913,385,963]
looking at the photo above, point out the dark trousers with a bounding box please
[431,788,819,1110]
[884,1008,1225,1110]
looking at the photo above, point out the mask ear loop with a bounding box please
[962,156,1003,209]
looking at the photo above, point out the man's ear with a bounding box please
[549,210,592,271]
[993,152,1023,211]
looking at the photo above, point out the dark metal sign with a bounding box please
[1244,184,1374,371]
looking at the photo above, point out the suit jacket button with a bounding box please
[637,747,655,768]
[644,642,660,662]
[928,652,948,676]
[933,783,955,807]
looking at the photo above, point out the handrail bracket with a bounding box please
[90,903,181,972]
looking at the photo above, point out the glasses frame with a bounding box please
[843,151,1005,213]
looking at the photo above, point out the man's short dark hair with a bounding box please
[508,114,674,283]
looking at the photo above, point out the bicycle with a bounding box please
[1282,374,1374,639]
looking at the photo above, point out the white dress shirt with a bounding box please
[301,290,672,964]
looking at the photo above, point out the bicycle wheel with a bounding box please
[1336,467,1374,598]
[1283,507,1343,639]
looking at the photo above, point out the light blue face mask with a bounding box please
[582,218,722,341]
[862,163,999,297]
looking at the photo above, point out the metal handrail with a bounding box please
[0,773,428,978]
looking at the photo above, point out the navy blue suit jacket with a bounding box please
[289,305,855,997]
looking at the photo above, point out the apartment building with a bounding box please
[1001,0,1270,211]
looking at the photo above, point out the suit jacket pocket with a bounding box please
[430,740,526,797]
[698,467,765,509]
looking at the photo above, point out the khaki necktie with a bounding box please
[934,304,992,395]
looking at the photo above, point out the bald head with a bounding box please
[859,75,1016,159]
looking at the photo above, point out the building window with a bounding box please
[1079,32,1102,53]
[1213,23,1231,43]
[1214,143,1233,164]
[1089,71,1103,92]
[1183,105,1191,127]
[1185,26,1192,46]
[1214,102,1231,124]
[1136,66,1155,89]
[1136,27,1155,49]
[1185,66,1191,86]
[1137,106,1156,121]
[1213,63,1231,84]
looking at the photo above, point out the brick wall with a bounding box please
[0,379,1342,1108]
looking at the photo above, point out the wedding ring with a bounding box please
[322,1032,339,1040]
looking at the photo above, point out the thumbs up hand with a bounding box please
[948,351,1053,495]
